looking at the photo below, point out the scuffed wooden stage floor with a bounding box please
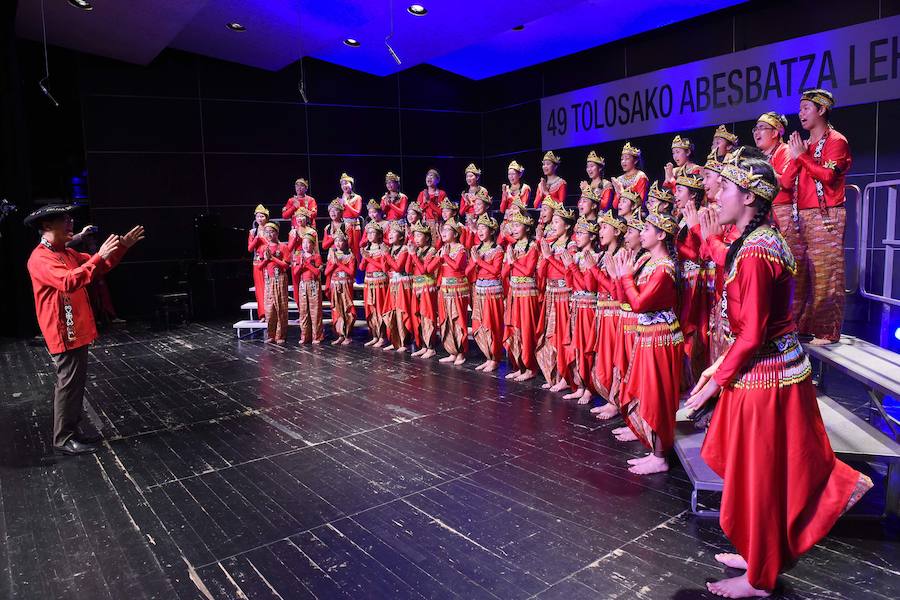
[1,323,897,599]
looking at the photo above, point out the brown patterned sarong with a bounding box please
[296,280,323,342]
[264,271,289,342]
[772,204,809,327]
[797,206,846,341]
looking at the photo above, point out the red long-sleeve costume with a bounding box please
[281,195,318,228]
[405,247,439,348]
[590,250,621,399]
[499,184,532,212]
[534,178,566,209]
[701,226,861,591]
[248,232,267,319]
[503,241,540,371]
[325,250,357,338]
[426,243,469,355]
[380,193,409,222]
[416,189,445,223]
[341,194,364,257]
[466,243,505,362]
[563,251,600,390]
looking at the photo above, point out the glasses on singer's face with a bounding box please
[751,125,775,133]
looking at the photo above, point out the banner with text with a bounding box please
[540,15,900,150]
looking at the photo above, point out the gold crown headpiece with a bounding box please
[554,206,577,222]
[365,220,383,233]
[254,204,270,217]
[574,216,599,235]
[618,188,642,207]
[475,187,492,204]
[704,149,724,173]
[626,211,645,231]
[264,221,280,232]
[385,171,400,183]
[407,201,423,214]
[507,160,525,172]
[476,213,499,230]
[579,180,600,203]
[388,221,406,235]
[600,210,627,234]
[440,198,458,212]
[713,125,738,144]
[295,178,309,188]
[645,209,679,236]
[510,212,535,227]
[328,198,342,212]
[426,168,440,179]
[648,181,674,203]
[542,196,562,211]
[621,141,641,157]
[676,172,705,190]
[339,172,354,184]
[367,198,381,211]
[296,206,313,218]
[757,112,786,133]
[801,88,834,109]
[586,150,605,167]
[464,163,482,175]
[542,150,560,164]
[719,163,778,202]
[671,135,693,150]
[301,231,317,242]
[410,221,431,234]
[510,196,527,209]
[443,218,463,233]
[332,228,348,241]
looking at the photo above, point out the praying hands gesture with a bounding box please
[683,200,700,230]
[559,250,573,268]
[540,238,552,259]
[664,162,675,183]
[788,131,809,160]
[582,249,597,269]
[699,207,722,241]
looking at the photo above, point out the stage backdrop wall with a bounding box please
[10,0,900,332]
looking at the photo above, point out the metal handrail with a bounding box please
[859,179,900,307]
[845,184,861,294]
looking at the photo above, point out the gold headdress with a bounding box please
[476,213,499,230]
[410,221,431,234]
[510,212,535,227]
[443,218,463,233]
[757,112,786,133]
[621,141,641,158]
[626,211,645,231]
[618,188,642,207]
[389,221,406,235]
[332,228,348,241]
[475,187,493,205]
[339,172,354,184]
[671,135,692,150]
[675,172,705,190]
[578,180,600,204]
[385,171,400,183]
[254,204,270,217]
[426,168,440,179]
[464,163,482,175]
[542,196,562,211]
[719,162,778,202]
[542,150,561,164]
[704,149,724,173]
[367,198,381,211]
[295,178,309,188]
[365,220,383,233]
[574,216,599,235]
[648,181,674,204]
[554,206,577,222]
[645,209,679,236]
[713,125,738,144]
[586,150,605,167]
[508,160,525,172]
[407,201,423,215]
[440,198,458,213]
[301,231,317,242]
[328,198,342,213]
[599,210,627,234]
[511,196,527,209]
[296,206,313,218]
[801,88,835,109]
[263,221,279,232]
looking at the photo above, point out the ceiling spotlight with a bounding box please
[66,0,93,10]
[407,4,427,16]
[512,24,525,31]
[226,22,246,32]
[343,38,360,47]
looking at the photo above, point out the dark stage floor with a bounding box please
[1,323,898,599]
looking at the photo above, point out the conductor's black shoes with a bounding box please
[53,438,98,456]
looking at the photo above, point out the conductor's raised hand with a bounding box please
[97,234,121,260]
[121,225,145,248]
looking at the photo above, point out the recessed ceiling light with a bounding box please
[407,4,427,16]
[512,25,525,31]
[226,22,246,32]
[67,0,93,10]
[343,38,361,47]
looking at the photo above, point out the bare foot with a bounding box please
[276,339,286,345]
[422,349,436,359]
[483,361,498,373]
[809,337,835,346]
[395,346,407,353]
[563,389,582,400]
[382,344,395,352]
[506,370,521,380]
[373,338,386,348]
[541,382,553,389]
[627,453,653,465]
[611,426,630,435]
[577,390,591,405]
[299,337,308,344]
[453,355,466,366]
[594,404,619,420]
[550,380,569,393]
[615,429,638,442]
[628,455,668,475]
[331,337,343,346]
[715,553,748,570]
[514,369,536,381]
[266,338,276,344]
[341,338,351,345]
[439,355,456,363]
[364,338,377,347]
[706,574,771,598]
[312,340,322,345]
